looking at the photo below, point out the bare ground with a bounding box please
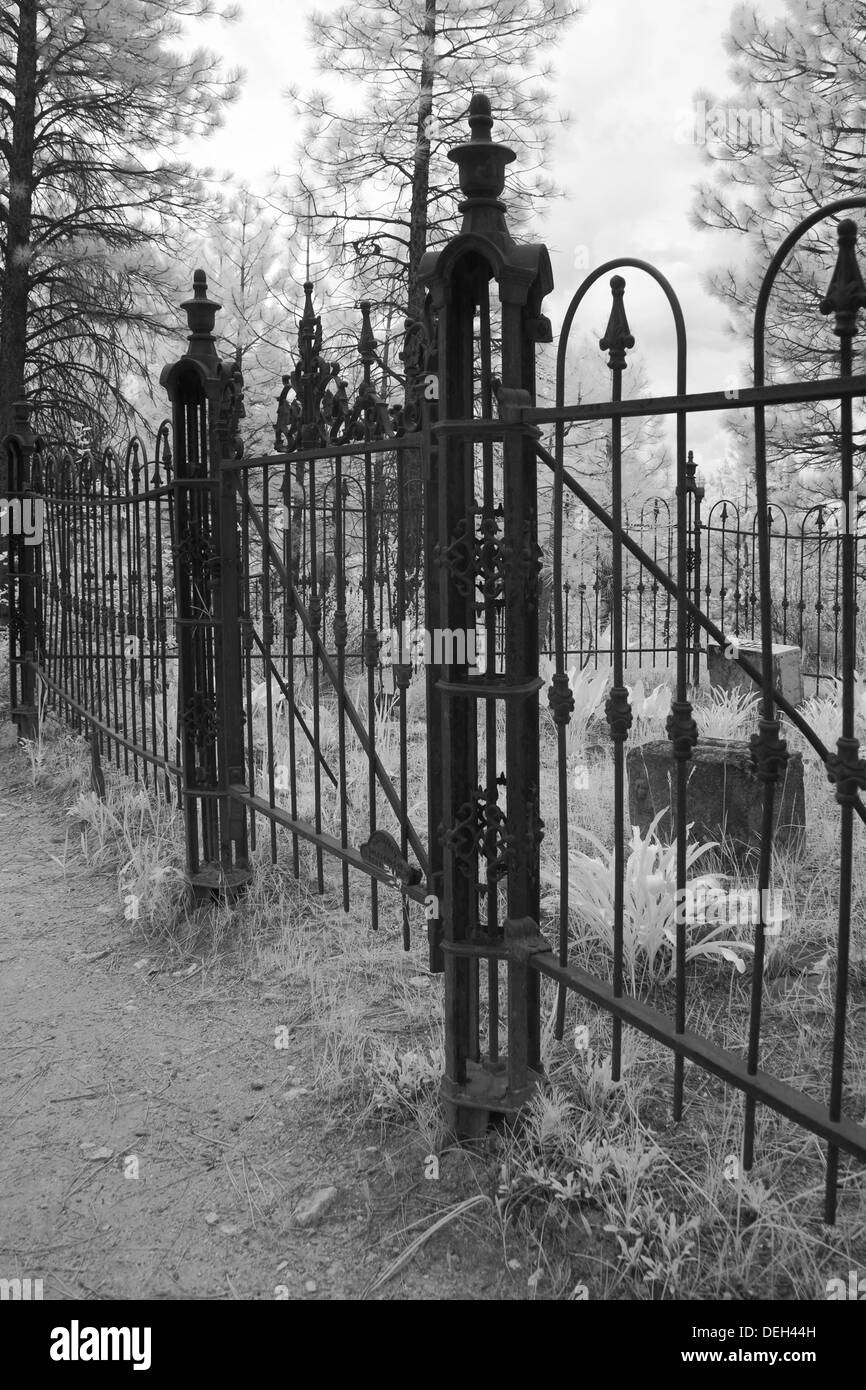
[0,736,514,1301]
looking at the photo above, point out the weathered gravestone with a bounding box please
[706,639,804,708]
[627,736,805,861]
[0,722,19,751]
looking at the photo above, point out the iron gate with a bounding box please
[426,93,866,1224]
[158,268,441,956]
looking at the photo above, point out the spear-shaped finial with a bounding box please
[358,301,377,368]
[820,218,866,337]
[599,275,635,370]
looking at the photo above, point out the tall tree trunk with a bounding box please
[399,0,436,617]
[0,0,38,459]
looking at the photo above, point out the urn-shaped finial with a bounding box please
[358,301,377,365]
[180,269,221,363]
[447,92,516,209]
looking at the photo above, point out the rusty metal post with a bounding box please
[685,450,704,685]
[420,94,553,1136]
[416,307,446,972]
[160,271,250,897]
[2,399,42,739]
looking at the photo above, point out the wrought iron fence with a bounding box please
[153,270,437,940]
[4,405,180,798]
[536,485,865,696]
[5,89,866,1228]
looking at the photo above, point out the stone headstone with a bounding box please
[706,639,804,708]
[627,737,805,861]
[0,723,19,751]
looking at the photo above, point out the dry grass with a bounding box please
[21,665,866,1299]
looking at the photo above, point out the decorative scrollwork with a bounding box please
[548,671,575,727]
[749,718,789,783]
[502,512,543,607]
[442,788,509,879]
[504,794,544,862]
[392,297,437,435]
[274,286,398,451]
[436,506,506,602]
[272,284,438,451]
[666,699,698,761]
[825,734,866,804]
[180,691,219,751]
[605,684,633,742]
[274,281,341,452]
[435,518,474,597]
[174,521,217,578]
[217,364,245,460]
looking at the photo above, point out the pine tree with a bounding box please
[274,0,581,595]
[0,0,242,449]
[691,0,866,504]
[202,185,297,454]
[281,0,580,327]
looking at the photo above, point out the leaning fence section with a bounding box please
[3,404,181,800]
[156,271,438,948]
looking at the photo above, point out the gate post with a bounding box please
[160,271,250,896]
[2,399,42,739]
[420,95,553,1136]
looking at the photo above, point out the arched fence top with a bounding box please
[555,257,688,405]
[637,496,672,528]
[766,503,790,538]
[801,499,842,538]
[753,196,866,380]
[705,498,742,529]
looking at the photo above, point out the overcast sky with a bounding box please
[183,0,779,481]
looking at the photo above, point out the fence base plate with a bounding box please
[441,1058,543,1140]
[190,862,252,902]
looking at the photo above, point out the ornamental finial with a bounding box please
[599,275,635,370]
[820,219,866,337]
[181,269,221,364]
[358,301,377,366]
[447,91,515,214]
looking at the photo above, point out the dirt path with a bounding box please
[0,738,509,1302]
